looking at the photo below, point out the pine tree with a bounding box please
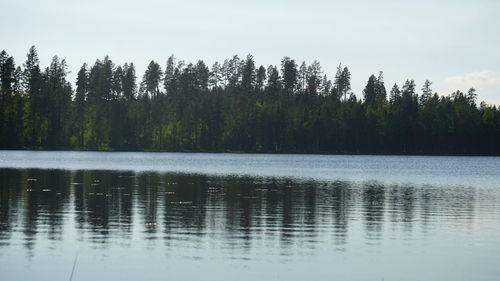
[23,46,41,93]
[341,67,352,100]
[102,56,114,101]
[227,55,241,88]
[241,55,256,92]
[255,66,266,91]
[266,65,281,94]
[281,57,298,95]
[122,63,137,101]
[195,60,209,91]
[306,60,322,95]
[321,75,332,96]
[75,63,88,147]
[466,88,477,106]
[164,55,175,94]
[141,60,163,98]
[389,83,401,104]
[363,75,378,106]
[209,62,222,89]
[420,80,433,104]
[375,71,387,104]
[334,64,351,100]
[0,56,15,95]
[22,46,42,146]
[111,65,123,99]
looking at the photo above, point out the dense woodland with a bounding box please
[0,46,499,155]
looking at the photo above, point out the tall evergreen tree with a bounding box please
[0,51,15,146]
[266,65,281,94]
[164,55,176,94]
[389,83,401,104]
[255,65,266,91]
[209,62,222,89]
[195,60,209,91]
[0,56,15,95]
[111,65,123,99]
[363,72,386,107]
[420,80,433,104]
[306,60,322,95]
[122,63,137,101]
[241,55,256,92]
[141,60,163,97]
[75,63,88,147]
[281,57,298,95]
[297,62,308,94]
[334,64,352,100]
[43,56,72,148]
[226,55,242,88]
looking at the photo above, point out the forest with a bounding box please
[0,46,499,155]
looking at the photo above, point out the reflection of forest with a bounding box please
[0,168,481,256]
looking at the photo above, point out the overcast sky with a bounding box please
[2,0,500,104]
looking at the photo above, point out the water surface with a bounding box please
[0,151,499,281]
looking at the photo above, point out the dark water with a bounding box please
[0,151,499,281]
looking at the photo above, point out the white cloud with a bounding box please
[445,70,500,86]
[443,71,500,105]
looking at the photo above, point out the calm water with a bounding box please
[0,151,499,281]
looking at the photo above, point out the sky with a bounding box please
[2,0,500,105]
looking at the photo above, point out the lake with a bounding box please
[0,151,499,281]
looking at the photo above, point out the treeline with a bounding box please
[0,46,499,155]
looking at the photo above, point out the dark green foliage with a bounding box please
[241,55,256,92]
[141,60,162,97]
[281,57,298,95]
[0,47,499,155]
[43,56,72,148]
[122,63,137,101]
[256,65,266,91]
[334,64,352,101]
[266,65,281,94]
[306,61,323,96]
[0,51,23,148]
[0,53,15,95]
